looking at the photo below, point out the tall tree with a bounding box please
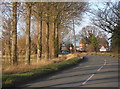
[72,19,76,53]
[45,3,50,59]
[11,2,17,65]
[37,17,42,60]
[53,2,88,56]
[25,3,32,65]
[90,2,120,53]
[52,2,65,58]
[32,3,43,60]
[91,34,98,52]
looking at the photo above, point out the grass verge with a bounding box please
[2,57,83,87]
[81,52,120,58]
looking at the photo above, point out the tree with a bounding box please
[91,34,98,52]
[11,2,18,65]
[90,2,120,53]
[53,2,88,55]
[25,3,32,65]
[78,26,108,52]
[32,3,44,60]
[72,19,76,53]
[79,26,107,40]
[111,33,120,53]
[45,3,50,59]
[1,2,88,65]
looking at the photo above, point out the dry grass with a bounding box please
[2,54,76,74]
[2,59,52,74]
[3,57,82,87]
[66,53,78,60]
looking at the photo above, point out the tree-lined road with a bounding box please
[21,55,118,88]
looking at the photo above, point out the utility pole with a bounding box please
[72,19,76,53]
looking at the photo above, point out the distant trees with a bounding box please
[78,26,108,52]
[90,2,120,53]
[91,34,98,52]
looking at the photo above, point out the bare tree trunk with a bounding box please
[8,27,11,63]
[55,23,59,57]
[37,15,42,60]
[45,4,50,59]
[26,3,31,65]
[11,2,17,65]
[46,21,50,59]
[51,22,56,58]
[7,37,11,63]
[72,19,76,53]
[42,21,46,58]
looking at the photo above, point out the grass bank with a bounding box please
[3,56,83,87]
[81,52,120,58]
[3,54,76,74]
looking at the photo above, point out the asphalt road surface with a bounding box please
[20,55,119,88]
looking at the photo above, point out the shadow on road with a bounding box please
[18,55,118,88]
[18,56,88,88]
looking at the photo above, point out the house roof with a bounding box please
[99,45,109,49]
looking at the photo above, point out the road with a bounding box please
[20,55,119,88]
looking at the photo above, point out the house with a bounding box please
[99,46,109,52]
[79,39,86,51]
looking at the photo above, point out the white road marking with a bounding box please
[97,59,106,71]
[104,59,106,65]
[82,74,95,85]
[73,67,80,69]
[97,65,104,71]
[82,59,107,85]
